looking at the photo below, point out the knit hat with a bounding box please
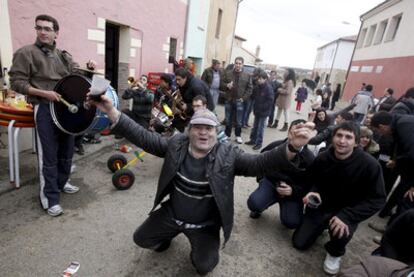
[360,126,373,138]
[190,109,219,127]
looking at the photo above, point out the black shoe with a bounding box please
[154,240,171,252]
[245,140,255,145]
[114,134,123,140]
[270,121,279,128]
[279,123,288,132]
[249,211,261,219]
[252,144,262,150]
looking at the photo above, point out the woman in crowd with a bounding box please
[275,68,296,131]
[295,81,308,113]
[359,126,380,158]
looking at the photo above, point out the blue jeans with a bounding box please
[354,112,365,125]
[224,100,244,137]
[249,115,267,146]
[242,98,254,126]
[247,177,304,229]
[268,96,278,125]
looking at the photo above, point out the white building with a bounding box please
[230,35,261,65]
[343,0,414,100]
[313,35,356,92]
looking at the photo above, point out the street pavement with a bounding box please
[0,98,386,276]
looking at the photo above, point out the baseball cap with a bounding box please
[190,109,219,127]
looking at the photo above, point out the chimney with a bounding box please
[255,45,261,58]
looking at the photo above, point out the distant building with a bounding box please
[204,0,239,69]
[313,35,356,93]
[230,35,262,65]
[343,0,414,100]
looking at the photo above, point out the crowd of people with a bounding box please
[6,13,414,276]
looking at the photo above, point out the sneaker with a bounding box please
[63,183,80,194]
[236,137,243,144]
[249,211,261,219]
[323,253,342,275]
[368,220,386,233]
[252,144,262,150]
[373,235,382,245]
[47,204,63,217]
[245,140,255,145]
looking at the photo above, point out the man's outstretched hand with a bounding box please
[86,93,120,123]
[288,122,315,150]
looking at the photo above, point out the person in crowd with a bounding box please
[174,68,214,131]
[247,119,315,229]
[220,56,253,144]
[292,122,385,275]
[242,68,264,128]
[9,14,96,216]
[88,92,316,275]
[391,87,414,115]
[122,74,154,129]
[321,90,330,109]
[313,108,330,134]
[201,59,223,109]
[274,68,295,131]
[295,81,308,113]
[370,111,414,222]
[373,88,397,112]
[351,84,375,124]
[359,126,380,158]
[311,89,323,111]
[192,95,228,144]
[268,70,282,128]
[154,73,174,106]
[330,84,341,110]
[244,71,274,150]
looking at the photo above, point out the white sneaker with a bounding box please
[323,253,342,275]
[236,136,243,144]
[63,183,80,194]
[47,204,63,217]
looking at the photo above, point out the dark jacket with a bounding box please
[270,79,282,101]
[295,87,308,102]
[391,98,414,115]
[9,39,79,104]
[253,82,274,117]
[179,74,215,114]
[307,147,385,225]
[201,67,224,88]
[391,114,414,181]
[377,95,397,112]
[220,69,253,101]
[122,88,154,119]
[112,114,299,243]
[260,139,315,200]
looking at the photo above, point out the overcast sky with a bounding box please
[235,0,385,69]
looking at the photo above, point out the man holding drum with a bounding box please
[9,14,96,216]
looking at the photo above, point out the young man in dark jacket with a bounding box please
[245,71,274,150]
[89,95,315,275]
[201,59,224,108]
[247,119,315,229]
[293,122,386,275]
[220,56,253,144]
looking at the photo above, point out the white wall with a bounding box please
[333,41,355,70]
[314,43,337,70]
[354,0,414,61]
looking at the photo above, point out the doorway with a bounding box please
[105,23,120,91]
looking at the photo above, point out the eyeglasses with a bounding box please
[34,25,54,32]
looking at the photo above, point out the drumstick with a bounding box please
[58,95,79,113]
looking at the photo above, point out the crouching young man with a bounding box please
[88,94,315,275]
[292,122,386,275]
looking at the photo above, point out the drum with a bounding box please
[50,74,119,135]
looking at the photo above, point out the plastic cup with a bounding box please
[90,75,110,101]
[307,194,321,209]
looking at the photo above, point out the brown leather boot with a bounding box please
[279,122,288,131]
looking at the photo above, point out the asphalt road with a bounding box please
[0,101,385,276]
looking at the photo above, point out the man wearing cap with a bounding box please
[90,94,315,275]
[201,59,224,108]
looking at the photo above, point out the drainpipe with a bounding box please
[183,0,190,59]
[328,40,339,84]
[343,17,363,100]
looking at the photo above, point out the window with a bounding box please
[374,20,388,44]
[215,9,223,38]
[364,24,377,46]
[356,28,367,48]
[385,14,402,41]
[169,38,177,61]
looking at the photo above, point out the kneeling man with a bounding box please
[292,122,385,274]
